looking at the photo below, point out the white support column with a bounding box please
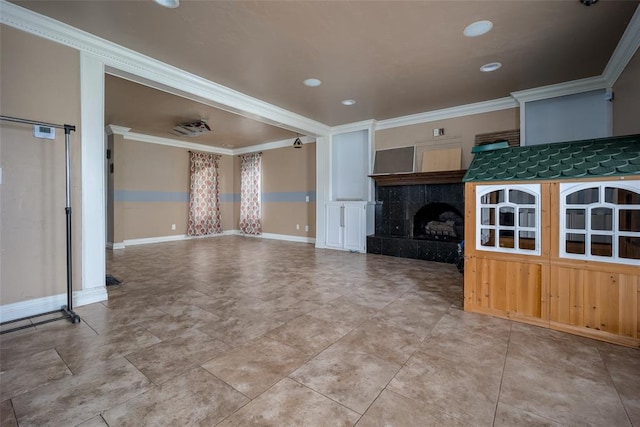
[79,52,108,305]
[315,135,330,248]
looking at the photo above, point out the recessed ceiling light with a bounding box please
[341,99,356,106]
[303,78,322,87]
[480,62,502,72]
[464,20,493,37]
[154,0,180,8]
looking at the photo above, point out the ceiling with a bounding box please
[12,0,640,148]
[105,75,297,149]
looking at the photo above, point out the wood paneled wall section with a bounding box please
[465,257,544,322]
[548,266,639,346]
[464,178,640,348]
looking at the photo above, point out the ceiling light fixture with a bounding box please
[293,135,303,148]
[154,0,180,8]
[480,62,502,72]
[341,99,356,106]
[303,78,322,87]
[463,20,493,37]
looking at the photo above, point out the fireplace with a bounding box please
[413,202,464,241]
[367,172,465,263]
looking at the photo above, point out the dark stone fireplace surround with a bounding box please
[367,175,465,263]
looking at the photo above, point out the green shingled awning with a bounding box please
[463,134,640,182]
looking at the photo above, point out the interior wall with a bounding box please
[218,153,236,232]
[375,108,520,170]
[613,49,640,136]
[260,142,317,238]
[0,25,82,305]
[111,138,236,242]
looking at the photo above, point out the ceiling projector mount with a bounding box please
[171,119,211,137]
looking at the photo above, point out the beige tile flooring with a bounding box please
[1,236,638,426]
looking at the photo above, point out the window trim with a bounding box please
[476,184,541,256]
[560,181,640,265]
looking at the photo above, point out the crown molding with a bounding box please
[375,97,518,131]
[0,0,331,138]
[233,135,315,155]
[330,119,377,135]
[105,125,131,135]
[511,76,609,104]
[603,4,640,86]
[123,131,234,155]
[114,127,316,155]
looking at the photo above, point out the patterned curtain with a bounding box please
[239,153,262,235]
[187,151,223,236]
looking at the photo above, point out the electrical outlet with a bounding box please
[296,224,300,230]
[305,195,310,202]
[305,225,309,232]
[171,224,176,230]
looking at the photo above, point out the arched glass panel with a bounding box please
[509,190,535,204]
[566,187,598,205]
[561,182,640,264]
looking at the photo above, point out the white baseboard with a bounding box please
[114,230,239,249]
[246,232,316,244]
[114,230,315,248]
[123,234,189,247]
[76,286,109,306]
[0,286,108,323]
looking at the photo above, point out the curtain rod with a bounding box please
[238,151,262,157]
[0,115,76,133]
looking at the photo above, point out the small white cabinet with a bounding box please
[326,201,370,252]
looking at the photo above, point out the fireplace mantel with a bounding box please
[369,170,466,186]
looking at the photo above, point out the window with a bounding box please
[561,182,640,264]
[476,184,540,255]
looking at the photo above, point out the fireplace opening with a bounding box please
[413,202,464,241]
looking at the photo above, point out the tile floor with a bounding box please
[1,236,638,426]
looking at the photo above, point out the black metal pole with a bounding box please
[0,116,81,329]
[61,124,80,324]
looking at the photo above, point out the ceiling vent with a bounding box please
[171,119,211,137]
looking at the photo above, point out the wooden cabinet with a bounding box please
[326,201,369,252]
